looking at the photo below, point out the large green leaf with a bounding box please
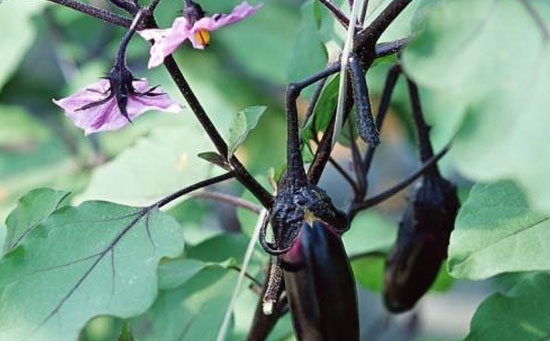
[138,265,237,341]
[3,188,69,253]
[403,0,550,211]
[0,197,184,340]
[343,211,398,257]
[0,0,44,90]
[466,273,550,341]
[287,0,328,99]
[449,181,550,280]
[133,232,265,341]
[76,118,217,206]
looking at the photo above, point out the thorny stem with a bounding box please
[160,53,274,208]
[348,122,366,200]
[109,0,138,14]
[348,53,379,146]
[156,172,236,208]
[284,65,339,187]
[45,0,133,28]
[311,134,360,196]
[359,0,370,25]
[407,78,435,163]
[356,0,414,48]
[115,9,143,66]
[316,0,350,28]
[375,36,414,57]
[363,64,401,175]
[349,142,450,217]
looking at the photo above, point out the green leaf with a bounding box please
[301,75,339,142]
[136,265,237,341]
[363,0,438,42]
[0,199,184,340]
[227,106,267,158]
[0,0,44,90]
[402,0,550,212]
[351,256,386,292]
[197,152,231,171]
[158,258,209,290]
[3,188,70,253]
[213,0,300,85]
[76,119,218,206]
[287,0,328,99]
[449,181,550,280]
[466,273,550,341]
[343,211,398,257]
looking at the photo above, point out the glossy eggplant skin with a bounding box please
[282,221,359,341]
[384,174,460,313]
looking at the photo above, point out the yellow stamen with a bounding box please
[194,29,210,47]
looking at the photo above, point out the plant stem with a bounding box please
[356,0,414,47]
[316,0,350,28]
[109,0,138,14]
[349,142,450,216]
[190,191,262,214]
[156,172,235,208]
[363,64,401,174]
[406,79,435,163]
[348,54,378,146]
[374,36,413,57]
[45,0,133,28]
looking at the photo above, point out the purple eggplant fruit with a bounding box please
[383,173,459,313]
[282,220,359,341]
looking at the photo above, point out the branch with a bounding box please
[156,172,235,208]
[363,64,401,174]
[374,36,413,57]
[45,0,132,28]
[316,0,350,28]
[406,78,436,163]
[348,53,379,146]
[148,18,274,208]
[190,191,262,214]
[350,142,450,216]
[357,0,414,46]
[109,0,138,14]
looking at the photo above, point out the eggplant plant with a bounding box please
[0,0,548,340]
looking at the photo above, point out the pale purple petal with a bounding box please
[53,79,182,135]
[141,1,263,61]
[139,18,192,68]
[128,79,182,114]
[192,2,263,33]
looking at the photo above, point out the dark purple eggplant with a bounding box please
[282,220,359,341]
[383,173,459,313]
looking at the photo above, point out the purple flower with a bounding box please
[54,74,181,135]
[139,1,263,68]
